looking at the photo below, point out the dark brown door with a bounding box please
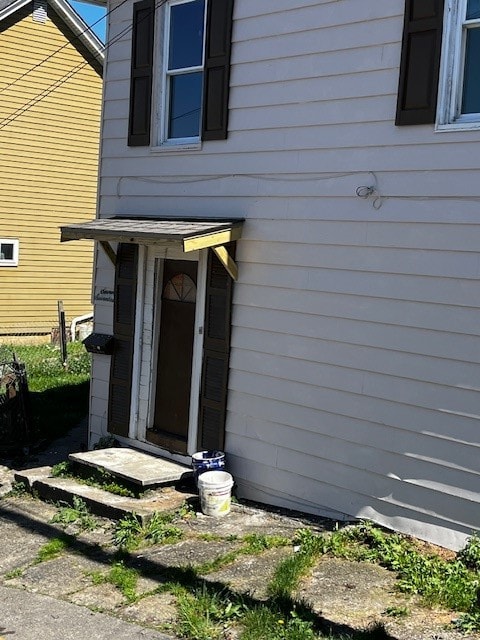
[147,260,197,453]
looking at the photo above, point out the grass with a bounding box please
[5,501,480,639]
[90,562,139,603]
[0,342,90,443]
[284,523,480,634]
[162,522,480,639]
[34,535,72,563]
[4,568,23,580]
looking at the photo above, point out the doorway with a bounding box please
[147,259,197,453]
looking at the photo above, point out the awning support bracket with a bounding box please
[212,245,238,281]
[100,241,117,266]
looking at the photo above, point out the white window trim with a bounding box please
[0,239,19,267]
[437,0,480,131]
[155,0,207,148]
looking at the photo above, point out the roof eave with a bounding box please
[0,0,105,65]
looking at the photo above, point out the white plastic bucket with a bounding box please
[198,470,234,516]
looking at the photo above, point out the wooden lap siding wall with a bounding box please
[108,244,234,451]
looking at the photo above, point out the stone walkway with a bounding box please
[0,425,478,640]
[0,493,475,640]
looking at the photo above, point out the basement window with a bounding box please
[0,239,19,266]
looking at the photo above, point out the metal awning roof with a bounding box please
[60,217,243,251]
[60,217,244,279]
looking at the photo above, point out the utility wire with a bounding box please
[0,0,130,96]
[0,0,167,130]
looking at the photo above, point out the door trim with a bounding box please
[187,251,207,452]
[129,244,146,440]
[133,246,206,461]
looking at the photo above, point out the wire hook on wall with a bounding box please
[355,173,383,210]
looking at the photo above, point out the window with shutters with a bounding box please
[437,0,480,129]
[127,0,234,147]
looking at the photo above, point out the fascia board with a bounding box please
[49,0,105,64]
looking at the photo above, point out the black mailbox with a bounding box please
[82,333,114,355]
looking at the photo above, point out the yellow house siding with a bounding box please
[0,3,102,335]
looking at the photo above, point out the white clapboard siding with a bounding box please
[94,0,480,549]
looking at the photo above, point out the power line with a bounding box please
[0,0,129,96]
[1,0,146,94]
[0,0,167,130]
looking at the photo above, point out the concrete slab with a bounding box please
[0,584,173,640]
[204,547,293,600]
[14,466,52,490]
[26,476,193,522]
[7,555,106,598]
[69,448,192,487]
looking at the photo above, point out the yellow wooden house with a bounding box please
[0,0,103,339]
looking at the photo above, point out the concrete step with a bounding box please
[14,449,196,522]
[69,448,193,487]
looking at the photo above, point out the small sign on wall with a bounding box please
[94,288,114,303]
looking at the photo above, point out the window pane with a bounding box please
[462,28,480,113]
[466,0,480,20]
[169,0,205,70]
[0,243,13,260]
[168,72,203,138]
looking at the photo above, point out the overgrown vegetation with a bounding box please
[157,524,480,638]
[0,342,90,442]
[113,511,184,550]
[50,496,98,532]
[284,524,480,634]
[4,506,480,638]
[174,584,249,640]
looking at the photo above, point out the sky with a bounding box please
[69,0,107,41]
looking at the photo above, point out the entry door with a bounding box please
[147,259,197,453]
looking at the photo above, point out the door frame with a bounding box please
[131,245,207,462]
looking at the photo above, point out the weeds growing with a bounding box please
[50,496,98,532]
[6,481,29,497]
[90,562,139,603]
[35,536,72,563]
[51,461,137,498]
[291,523,480,634]
[113,512,183,550]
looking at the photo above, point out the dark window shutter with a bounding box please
[202,0,234,140]
[396,0,445,125]
[198,246,234,450]
[128,0,155,146]
[108,243,138,437]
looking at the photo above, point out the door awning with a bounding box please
[60,217,244,279]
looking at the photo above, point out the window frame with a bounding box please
[437,0,480,130]
[0,239,19,267]
[157,0,207,148]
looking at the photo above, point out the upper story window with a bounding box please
[396,0,480,130]
[0,239,19,267]
[163,0,206,142]
[437,0,480,128]
[127,0,234,148]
